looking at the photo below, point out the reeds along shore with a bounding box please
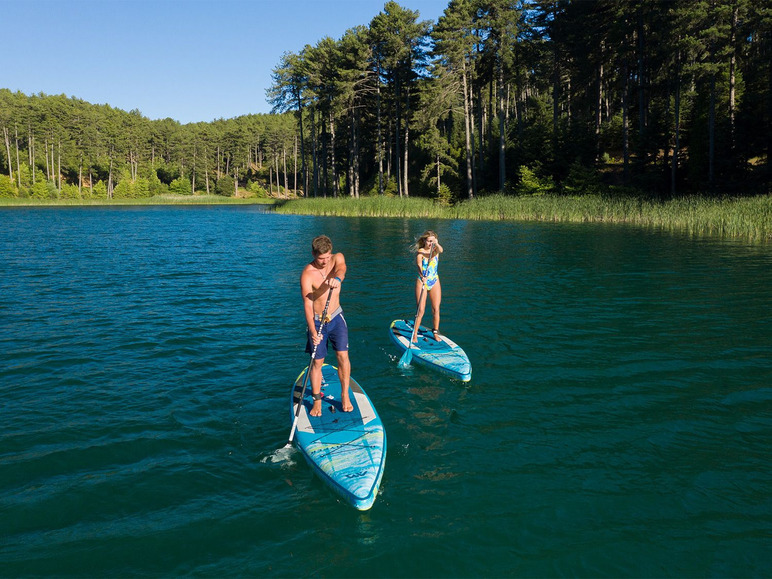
[2,193,769,242]
[273,194,772,242]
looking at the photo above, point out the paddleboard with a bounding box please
[389,319,472,382]
[290,364,386,511]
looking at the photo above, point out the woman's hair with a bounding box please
[412,230,439,255]
[312,235,333,256]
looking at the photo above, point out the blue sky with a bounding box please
[2,0,448,124]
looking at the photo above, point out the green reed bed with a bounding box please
[276,194,772,242]
[275,195,446,218]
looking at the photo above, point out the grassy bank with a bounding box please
[274,194,772,242]
[0,194,276,206]
[3,192,768,242]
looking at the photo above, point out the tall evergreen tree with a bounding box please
[433,0,479,198]
[370,1,431,197]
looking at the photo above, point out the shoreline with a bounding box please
[0,194,276,207]
[2,193,769,242]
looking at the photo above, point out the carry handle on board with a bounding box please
[398,241,435,368]
[285,285,335,447]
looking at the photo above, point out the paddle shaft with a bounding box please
[287,285,335,446]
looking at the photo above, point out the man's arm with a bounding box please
[300,268,319,341]
[329,253,347,288]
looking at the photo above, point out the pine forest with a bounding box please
[1,0,770,203]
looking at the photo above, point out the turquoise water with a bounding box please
[1,206,770,577]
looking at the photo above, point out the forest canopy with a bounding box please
[1,0,770,202]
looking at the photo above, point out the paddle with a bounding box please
[285,285,335,448]
[398,242,435,368]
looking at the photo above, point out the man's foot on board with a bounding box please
[310,392,324,417]
[341,395,354,412]
[432,328,443,342]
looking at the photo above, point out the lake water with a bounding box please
[1,205,770,577]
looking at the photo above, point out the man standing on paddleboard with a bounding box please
[300,235,353,417]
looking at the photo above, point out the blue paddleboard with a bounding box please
[290,364,386,510]
[389,319,472,382]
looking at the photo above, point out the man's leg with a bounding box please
[336,350,353,412]
[309,357,325,417]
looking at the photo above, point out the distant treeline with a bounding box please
[1,0,770,202]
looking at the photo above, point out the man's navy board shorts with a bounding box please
[306,307,349,359]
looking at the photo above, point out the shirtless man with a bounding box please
[300,235,353,417]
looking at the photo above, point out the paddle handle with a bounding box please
[287,286,335,446]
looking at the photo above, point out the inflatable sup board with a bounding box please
[389,319,472,382]
[290,364,386,510]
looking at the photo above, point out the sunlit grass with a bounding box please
[274,195,445,218]
[275,194,772,242]
[0,194,275,206]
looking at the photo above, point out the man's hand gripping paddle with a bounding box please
[285,285,334,448]
[398,242,434,368]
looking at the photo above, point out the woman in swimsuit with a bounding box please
[411,230,444,343]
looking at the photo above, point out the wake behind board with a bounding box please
[389,319,472,382]
[290,364,386,511]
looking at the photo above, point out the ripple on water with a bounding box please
[1,209,771,577]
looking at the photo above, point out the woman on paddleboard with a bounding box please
[411,230,444,344]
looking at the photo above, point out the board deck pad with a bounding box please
[389,319,472,382]
[291,364,386,510]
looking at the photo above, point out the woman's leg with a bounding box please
[429,279,442,340]
[412,278,428,342]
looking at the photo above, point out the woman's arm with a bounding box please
[415,251,426,276]
[426,234,443,255]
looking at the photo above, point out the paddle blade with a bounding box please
[262,445,296,466]
[398,346,413,368]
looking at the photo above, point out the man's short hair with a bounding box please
[312,235,333,256]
